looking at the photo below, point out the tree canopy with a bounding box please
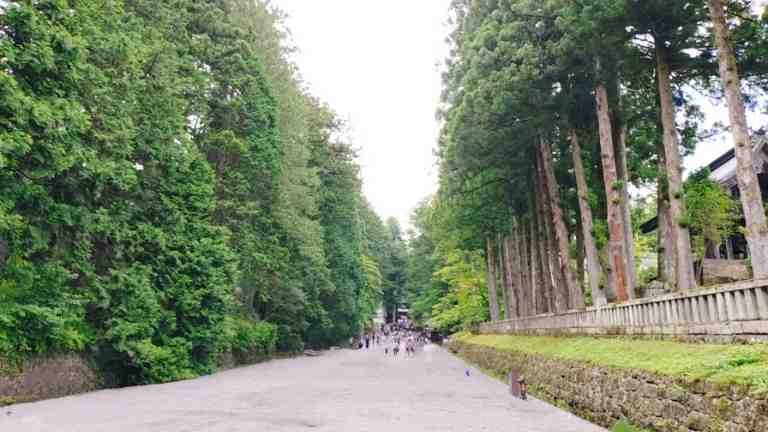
[0,0,391,384]
[408,0,768,330]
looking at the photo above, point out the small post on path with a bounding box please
[508,370,521,398]
[508,370,528,400]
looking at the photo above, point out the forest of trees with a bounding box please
[0,0,411,385]
[4,0,768,386]
[406,0,768,332]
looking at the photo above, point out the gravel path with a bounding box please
[1,344,605,432]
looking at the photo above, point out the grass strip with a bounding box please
[454,333,768,391]
[611,420,652,432]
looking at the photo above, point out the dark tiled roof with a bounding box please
[638,131,766,234]
[707,148,735,172]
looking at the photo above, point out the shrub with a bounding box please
[276,324,305,353]
[126,338,196,384]
[224,317,277,357]
[0,303,90,361]
[638,266,658,287]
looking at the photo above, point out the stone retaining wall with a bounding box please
[1,349,275,405]
[448,340,768,432]
[481,280,768,343]
[0,354,101,405]
[217,350,271,370]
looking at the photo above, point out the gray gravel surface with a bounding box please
[1,344,605,431]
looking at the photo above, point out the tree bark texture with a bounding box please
[533,173,555,313]
[485,238,500,321]
[495,238,509,319]
[536,146,569,312]
[501,235,513,318]
[708,0,768,279]
[0,236,7,271]
[608,72,637,299]
[617,126,637,299]
[595,80,630,302]
[576,219,586,293]
[520,218,534,316]
[656,138,676,286]
[528,212,545,315]
[569,129,608,306]
[511,220,528,317]
[655,42,697,291]
[539,137,584,309]
[505,229,521,318]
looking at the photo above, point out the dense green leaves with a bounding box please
[412,0,768,326]
[1,0,386,383]
[684,169,738,259]
[405,197,488,333]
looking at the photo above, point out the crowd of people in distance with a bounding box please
[355,324,430,358]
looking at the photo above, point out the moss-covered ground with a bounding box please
[454,333,768,391]
[610,420,652,432]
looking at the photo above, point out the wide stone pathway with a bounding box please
[1,344,605,431]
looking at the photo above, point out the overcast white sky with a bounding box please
[272,1,768,225]
[272,0,452,227]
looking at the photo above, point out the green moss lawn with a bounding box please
[454,333,768,391]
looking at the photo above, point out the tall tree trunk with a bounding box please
[506,228,521,319]
[529,217,543,314]
[485,238,500,321]
[0,236,7,272]
[520,218,533,316]
[608,72,638,299]
[576,218,586,292]
[511,219,527,317]
[539,137,583,309]
[495,240,509,319]
[708,0,768,279]
[570,129,608,306]
[548,218,568,309]
[656,139,676,287]
[595,77,630,301]
[499,236,514,319]
[617,127,637,299]
[726,237,735,260]
[534,155,553,311]
[655,42,697,291]
[536,146,569,312]
[533,173,555,312]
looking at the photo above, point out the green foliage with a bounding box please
[428,249,489,333]
[380,217,408,322]
[457,334,768,389]
[683,168,738,259]
[406,196,488,333]
[637,266,658,287]
[223,316,277,357]
[427,0,768,327]
[631,195,657,263]
[676,215,692,229]
[0,303,90,360]
[0,0,385,384]
[611,420,652,432]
